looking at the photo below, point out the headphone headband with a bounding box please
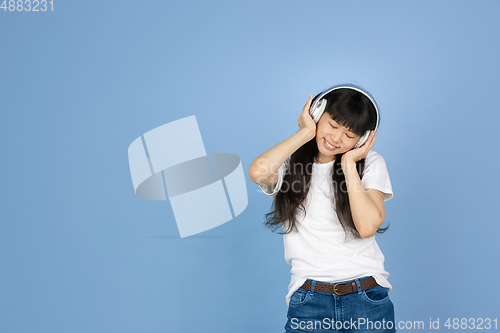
[311,84,380,131]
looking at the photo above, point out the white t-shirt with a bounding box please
[259,150,394,306]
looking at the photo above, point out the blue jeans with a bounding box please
[285,276,396,332]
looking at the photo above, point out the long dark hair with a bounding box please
[264,87,389,240]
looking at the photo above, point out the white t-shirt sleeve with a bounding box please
[259,156,291,198]
[361,151,394,201]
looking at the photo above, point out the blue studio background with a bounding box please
[1,1,499,332]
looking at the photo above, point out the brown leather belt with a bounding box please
[299,277,379,295]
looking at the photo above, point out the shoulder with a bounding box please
[362,150,391,182]
[362,150,393,201]
[365,150,387,166]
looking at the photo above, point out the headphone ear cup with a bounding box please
[354,130,370,149]
[310,99,327,123]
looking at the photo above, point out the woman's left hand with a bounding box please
[341,130,377,169]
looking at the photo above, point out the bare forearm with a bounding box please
[248,129,314,183]
[343,160,383,237]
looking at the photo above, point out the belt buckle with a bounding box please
[333,282,346,295]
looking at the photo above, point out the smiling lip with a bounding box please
[324,138,339,151]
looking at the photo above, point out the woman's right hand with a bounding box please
[297,94,316,139]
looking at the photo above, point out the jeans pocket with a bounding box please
[289,288,312,306]
[362,285,390,304]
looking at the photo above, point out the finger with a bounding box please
[367,130,375,140]
[365,131,374,142]
[306,94,313,105]
[361,131,375,149]
[369,131,377,147]
[303,94,313,113]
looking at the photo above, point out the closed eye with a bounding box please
[330,124,355,139]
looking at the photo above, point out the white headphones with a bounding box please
[309,84,380,149]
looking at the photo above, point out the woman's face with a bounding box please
[315,113,361,162]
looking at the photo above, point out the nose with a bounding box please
[329,131,342,146]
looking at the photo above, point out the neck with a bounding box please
[315,155,335,164]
